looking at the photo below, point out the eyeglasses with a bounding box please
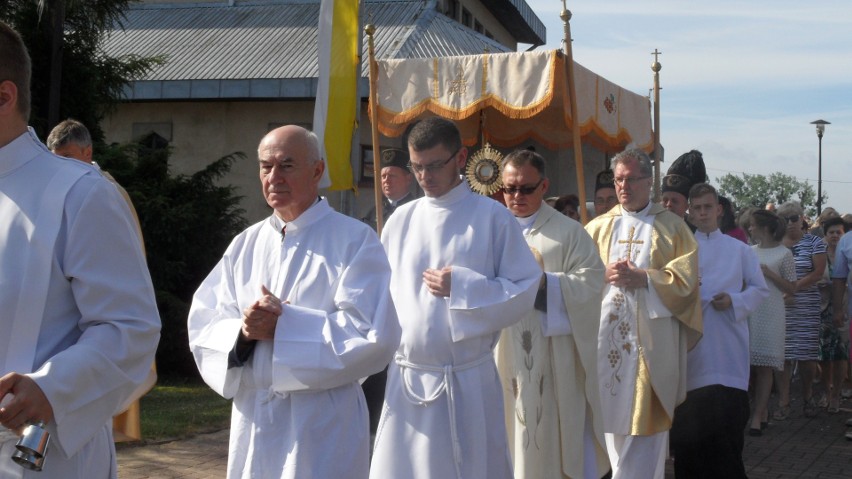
[613,176,650,187]
[785,215,800,223]
[407,148,459,174]
[503,178,543,196]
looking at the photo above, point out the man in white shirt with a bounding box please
[370,117,541,479]
[188,125,400,478]
[669,183,768,478]
[0,21,160,478]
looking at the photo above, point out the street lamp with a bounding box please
[811,119,830,216]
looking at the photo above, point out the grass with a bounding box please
[138,377,232,442]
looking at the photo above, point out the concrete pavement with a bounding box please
[117,395,852,478]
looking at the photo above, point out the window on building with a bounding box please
[132,122,172,144]
[445,0,459,20]
[461,8,472,28]
[474,20,483,34]
[485,30,493,40]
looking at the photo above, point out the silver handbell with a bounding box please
[11,421,49,471]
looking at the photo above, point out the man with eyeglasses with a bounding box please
[494,149,609,479]
[189,125,400,478]
[371,117,541,479]
[585,148,702,479]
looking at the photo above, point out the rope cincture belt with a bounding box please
[394,352,494,479]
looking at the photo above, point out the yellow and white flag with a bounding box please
[314,0,360,190]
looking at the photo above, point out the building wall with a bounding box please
[102,100,321,225]
[437,0,518,50]
[103,99,610,226]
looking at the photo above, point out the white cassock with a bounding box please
[0,129,161,478]
[370,181,540,479]
[690,229,768,391]
[188,199,400,479]
[495,204,610,479]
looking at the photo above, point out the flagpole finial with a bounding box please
[651,49,662,72]
[365,24,375,37]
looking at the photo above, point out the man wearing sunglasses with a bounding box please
[371,117,541,479]
[495,149,609,479]
[585,148,702,479]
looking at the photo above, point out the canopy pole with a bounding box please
[365,24,385,235]
[561,3,588,224]
[651,49,662,202]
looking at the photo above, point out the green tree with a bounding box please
[716,172,826,217]
[1,0,162,140]
[99,142,248,377]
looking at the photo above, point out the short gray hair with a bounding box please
[776,201,804,218]
[47,119,92,151]
[610,148,653,177]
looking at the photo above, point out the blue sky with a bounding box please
[525,1,852,213]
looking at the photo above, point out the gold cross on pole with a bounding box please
[618,226,644,262]
[651,48,662,63]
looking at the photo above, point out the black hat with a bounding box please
[595,170,615,192]
[380,148,410,171]
[662,150,705,197]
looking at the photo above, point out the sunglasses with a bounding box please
[785,215,800,223]
[503,179,543,196]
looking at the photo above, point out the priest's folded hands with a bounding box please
[240,285,287,340]
[605,259,649,290]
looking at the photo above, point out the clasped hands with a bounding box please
[423,267,452,297]
[0,373,53,436]
[242,285,287,341]
[605,259,647,290]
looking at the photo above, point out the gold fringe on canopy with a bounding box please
[370,50,653,154]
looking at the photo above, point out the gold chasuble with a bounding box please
[496,205,609,478]
[585,203,701,436]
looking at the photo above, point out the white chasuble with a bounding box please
[372,181,540,479]
[189,200,400,479]
[495,204,609,479]
[597,205,661,435]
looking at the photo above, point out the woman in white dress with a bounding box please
[747,209,796,433]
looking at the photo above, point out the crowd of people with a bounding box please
[4,17,852,479]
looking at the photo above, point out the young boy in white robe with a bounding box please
[669,183,768,478]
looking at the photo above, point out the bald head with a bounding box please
[258,125,325,221]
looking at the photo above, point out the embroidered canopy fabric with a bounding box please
[374,49,653,153]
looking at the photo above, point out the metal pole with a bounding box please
[651,49,662,202]
[817,132,823,216]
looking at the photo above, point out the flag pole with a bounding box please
[561,3,588,224]
[652,49,662,202]
[365,23,385,235]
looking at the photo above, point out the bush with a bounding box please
[98,141,248,377]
